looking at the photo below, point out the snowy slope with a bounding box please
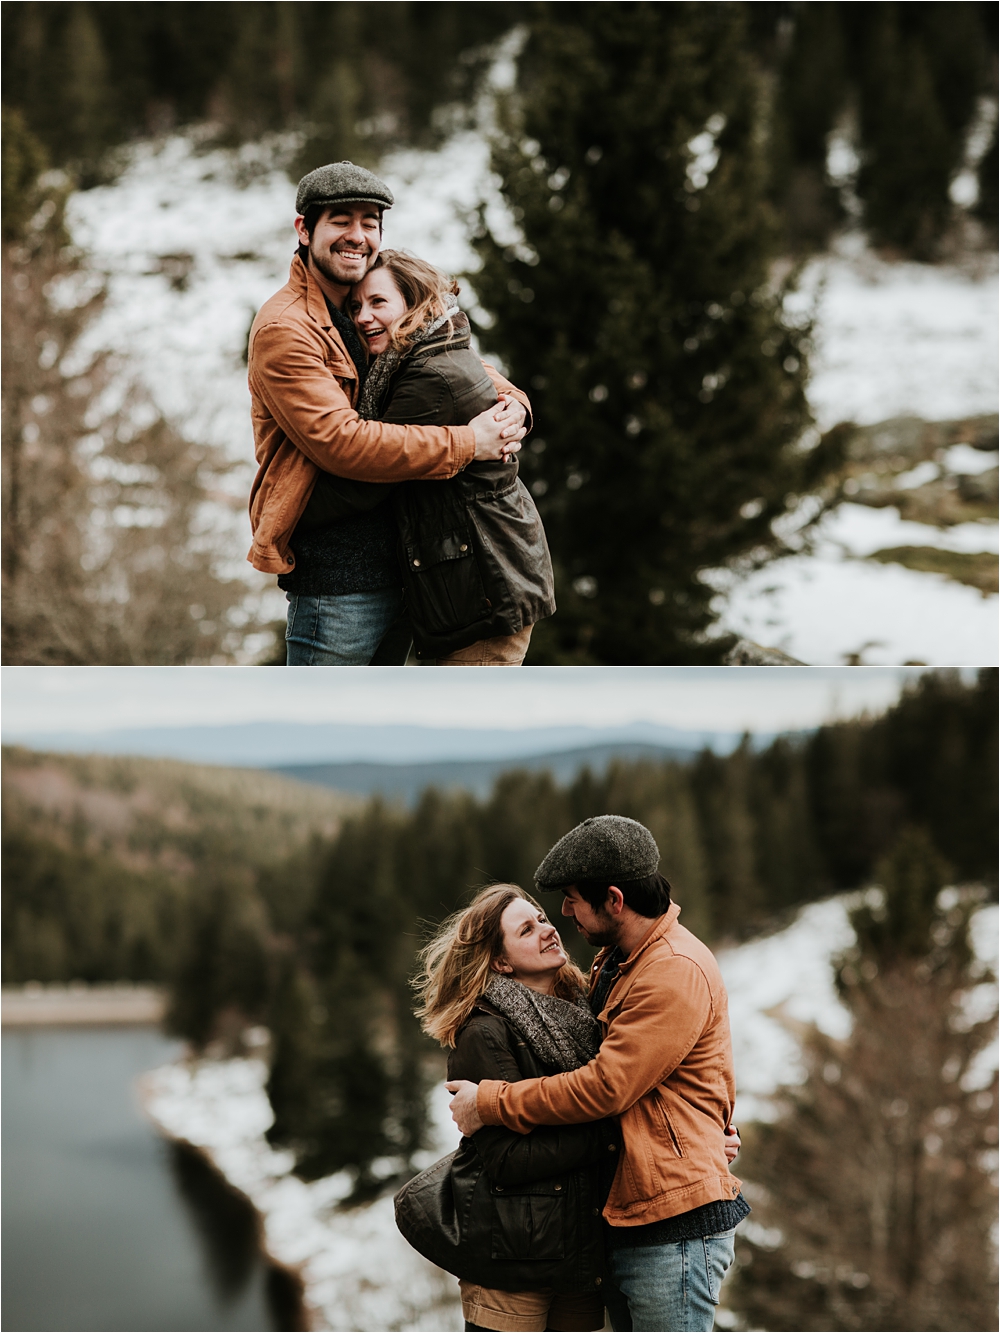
[65,125,997,663]
[139,895,998,1332]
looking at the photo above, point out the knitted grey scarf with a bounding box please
[357,294,459,422]
[484,974,603,1073]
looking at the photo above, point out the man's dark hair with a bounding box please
[570,871,672,919]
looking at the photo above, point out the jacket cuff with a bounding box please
[455,425,476,472]
[477,1079,505,1126]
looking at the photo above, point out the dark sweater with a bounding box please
[278,299,399,597]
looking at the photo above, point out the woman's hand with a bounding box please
[471,395,527,462]
[446,1079,485,1135]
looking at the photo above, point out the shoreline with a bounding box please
[138,1055,464,1332]
[134,1078,313,1332]
[2,984,167,1027]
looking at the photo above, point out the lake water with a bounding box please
[2,1026,303,1332]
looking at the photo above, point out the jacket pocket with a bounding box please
[490,1182,566,1262]
[654,1089,686,1158]
[403,528,491,636]
[468,481,555,625]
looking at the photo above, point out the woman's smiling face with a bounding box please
[352,267,408,356]
[494,898,568,993]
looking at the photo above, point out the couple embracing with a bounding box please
[246,160,553,666]
[397,815,748,1333]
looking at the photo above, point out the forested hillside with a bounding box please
[2,749,357,986]
[3,670,994,1196]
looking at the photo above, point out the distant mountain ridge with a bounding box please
[1,720,754,769]
[273,740,702,804]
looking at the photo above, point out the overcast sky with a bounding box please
[2,666,935,736]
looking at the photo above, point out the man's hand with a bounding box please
[446,1079,485,1136]
[724,1125,741,1164]
[471,395,527,462]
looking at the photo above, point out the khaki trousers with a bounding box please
[436,624,532,666]
[460,1279,605,1332]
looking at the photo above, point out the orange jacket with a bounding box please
[476,904,742,1227]
[246,255,529,575]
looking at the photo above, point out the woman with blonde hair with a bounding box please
[294,250,555,664]
[395,883,613,1332]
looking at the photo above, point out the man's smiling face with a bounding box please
[295,202,382,290]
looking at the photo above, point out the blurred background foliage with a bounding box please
[3,669,995,1204]
[729,828,997,1332]
[471,3,821,662]
[1,2,525,182]
[1,2,996,664]
[3,2,995,248]
[2,107,265,664]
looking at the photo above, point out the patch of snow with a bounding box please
[788,236,998,431]
[717,898,856,1123]
[717,548,997,666]
[969,903,999,972]
[715,499,998,664]
[941,443,999,476]
[814,503,997,557]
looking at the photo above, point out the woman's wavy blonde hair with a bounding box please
[360,248,460,352]
[413,883,589,1049]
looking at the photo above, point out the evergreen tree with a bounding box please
[845,2,992,257]
[471,2,825,663]
[265,802,434,1196]
[974,124,998,230]
[728,829,998,1331]
[769,1,848,251]
[166,869,271,1047]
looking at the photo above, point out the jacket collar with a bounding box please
[588,901,681,991]
[288,253,336,330]
[618,902,681,972]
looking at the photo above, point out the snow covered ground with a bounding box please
[716,504,998,666]
[65,121,997,663]
[139,895,998,1332]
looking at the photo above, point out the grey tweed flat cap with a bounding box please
[535,815,660,890]
[295,161,394,215]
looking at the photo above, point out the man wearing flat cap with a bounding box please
[246,161,530,664]
[448,815,748,1332]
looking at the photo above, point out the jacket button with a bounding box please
[595,1278,602,1287]
[554,1184,562,1191]
[593,1207,600,1216]
[412,558,421,567]
[608,1144,617,1152]
[495,1185,503,1192]
[460,543,468,552]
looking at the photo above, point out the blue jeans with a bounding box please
[605,1230,737,1332]
[284,588,411,665]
